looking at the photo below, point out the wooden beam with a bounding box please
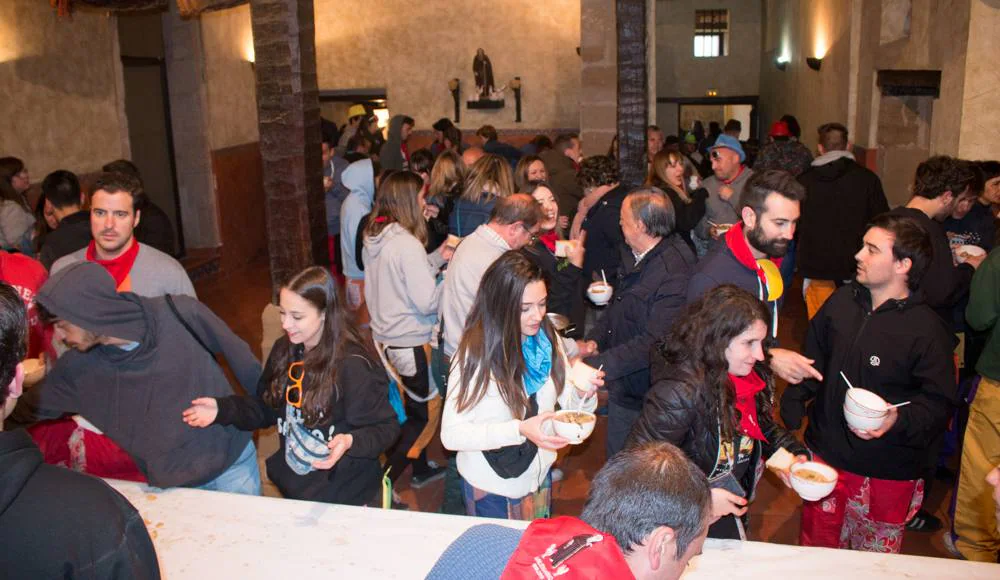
[616,0,649,190]
[251,0,327,292]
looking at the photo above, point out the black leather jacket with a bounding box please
[627,356,808,490]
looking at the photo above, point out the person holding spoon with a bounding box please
[628,284,808,540]
[781,214,956,553]
[441,251,603,520]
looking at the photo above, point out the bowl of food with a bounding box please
[21,358,45,386]
[844,388,888,418]
[586,282,613,306]
[843,404,886,432]
[552,410,597,444]
[790,461,838,501]
[955,244,986,264]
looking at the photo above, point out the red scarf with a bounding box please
[538,231,558,253]
[724,223,782,296]
[721,164,746,185]
[729,371,767,442]
[86,239,140,290]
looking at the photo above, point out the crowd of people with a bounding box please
[1,109,1000,578]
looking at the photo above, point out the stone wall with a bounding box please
[957,0,1000,161]
[579,0,618,157]
[0,2,127,177]
[201,4,259,150]
[312,0,581,132]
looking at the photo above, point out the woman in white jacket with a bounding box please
[363,171,453,494]
[442,251,602,520]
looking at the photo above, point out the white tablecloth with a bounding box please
[107,480,998,579]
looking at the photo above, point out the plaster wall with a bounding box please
[957,0,1000,161]
[201,4,259,150]
[0,2,127,178]
[312,0,581,131]
[655,0,762,99]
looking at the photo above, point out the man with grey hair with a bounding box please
[427,441,711,580]
[580,190,697,457]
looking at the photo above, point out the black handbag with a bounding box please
[481,394,539,479]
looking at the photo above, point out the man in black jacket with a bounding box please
[797,123,889,318]
[781,213,956,553]
[577,155,625,284]
[581,190,696,458]
[0,282,160,579]
[38,169,91,270]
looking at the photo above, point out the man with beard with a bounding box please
[688,170,822,385]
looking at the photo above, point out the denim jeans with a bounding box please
[196,441,261,496]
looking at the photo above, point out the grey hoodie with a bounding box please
[14,261,260,488]
[380,115,409,172]
[340,159,376,280]
[362,223,446,347]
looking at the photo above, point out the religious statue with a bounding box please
[473,48,495,100]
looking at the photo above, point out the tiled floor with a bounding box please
[195,256,960,560]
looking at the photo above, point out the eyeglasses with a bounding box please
[520,223,539,245]
[286,361,304,408]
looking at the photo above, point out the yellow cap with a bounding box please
[348,104,367,119]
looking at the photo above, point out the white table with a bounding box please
[108,480,998,579]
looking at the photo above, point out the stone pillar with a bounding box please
[580,0,618,161]
[162,2,221,250]
[616,0,649,190]
[250,0,327,293]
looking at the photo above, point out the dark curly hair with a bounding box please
[657,285,772,442]
[578,155,619,189]
[912,155,975,200]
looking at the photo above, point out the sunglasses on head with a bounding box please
[286,361,304,408]
[710,150,724,161]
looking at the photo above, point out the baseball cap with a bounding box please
[710,134,746,163]
[348,104,367,119]
[769,121,791,138]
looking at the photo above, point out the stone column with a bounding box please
[580,0,618,161]
[616,0,649,190]
[162,2,221,251]
[250,0,327,293]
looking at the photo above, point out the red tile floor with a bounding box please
[195,256,958,560]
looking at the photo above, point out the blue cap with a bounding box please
[710,134,746,163]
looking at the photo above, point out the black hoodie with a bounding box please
[797,154,889,281]
[0,429,160,578]
[780,283,956,480]
[12,262,260,488]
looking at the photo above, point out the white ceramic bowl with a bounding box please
[844,405,886,432]
[845,388,888,417]
[790,462,838,501]
[586,283,613,305]
[955,244,986,264]
[552,410,597,444]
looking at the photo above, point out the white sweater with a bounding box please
[441,356,598,499]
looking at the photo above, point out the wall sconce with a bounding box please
[774,55,788,71]
[706,89,718,97]
[448,78,460,123]
[806,57,823,71]
[510,76,522,123]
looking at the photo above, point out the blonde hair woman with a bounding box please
[449,153,514,237]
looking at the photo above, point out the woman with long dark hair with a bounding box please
[648,149,708,253]
[627,284,808,539]
[0,157,36,255]
[182,266,398,505]
[364,171,453,492]
[442,251,602,520]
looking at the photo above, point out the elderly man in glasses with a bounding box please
[693,135,754,257]
[9,261,263,495]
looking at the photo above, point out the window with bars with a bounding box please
[694,9,729,58]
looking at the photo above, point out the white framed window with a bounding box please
[694,9,729,58]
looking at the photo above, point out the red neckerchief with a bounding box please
[724,223,782,293]
[538,231,558,253]
[721,164,746,185]
[729,371,768,442]
[402,142,410,163]
[86,239,140,289]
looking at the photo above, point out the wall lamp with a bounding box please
[510,76,522,123]
[774,55,789,71]
[806,57,823,71]
[448,78,460,123]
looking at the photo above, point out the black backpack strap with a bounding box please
[165,294,215,358]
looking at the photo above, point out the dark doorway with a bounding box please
[118,13,184,256]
